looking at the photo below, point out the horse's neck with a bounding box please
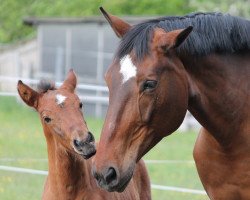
[184,52,250,145]
[45,136,91,197]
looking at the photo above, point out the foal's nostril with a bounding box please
[105,167,117,185]
[73,139,81,149]
[73,132,93,147]
[92,170,100,182]
[86,132,95,143]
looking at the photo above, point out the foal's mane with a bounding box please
[37,80,56,93]
[118,12,250,59]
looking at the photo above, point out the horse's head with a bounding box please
[93,8,192,192]
[17,70,96,159]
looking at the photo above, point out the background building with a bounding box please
[0,16,200,130]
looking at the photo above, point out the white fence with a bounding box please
[0,75,108,103]
[0,164,207,195]
[0,75,200,131]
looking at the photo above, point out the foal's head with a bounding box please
[93,8,192,192]
[17,70,96,159]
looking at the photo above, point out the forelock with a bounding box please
[37,79,56,93]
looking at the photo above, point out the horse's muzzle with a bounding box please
[92,165,134,192]
[92,166,120,191]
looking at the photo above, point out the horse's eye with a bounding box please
[79,102,83,109]
[143,80,157,91]
[44,117,52,124]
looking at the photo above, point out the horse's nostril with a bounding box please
[87,132,95,143]
[105,167,117,185]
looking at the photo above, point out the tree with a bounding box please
[1,0,249,44]
[0,0,191,44]
[189,0,250,17]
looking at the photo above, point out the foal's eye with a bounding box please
[79,102,83,109]
[143,80,158,91]
[44,117,52,124]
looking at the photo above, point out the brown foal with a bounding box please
[17,70,151,200]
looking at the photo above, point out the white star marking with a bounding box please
[56,94,67,105]
[120,55,137,83]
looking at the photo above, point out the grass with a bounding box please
[0,96,208,200]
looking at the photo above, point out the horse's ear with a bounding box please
[17,81,39,109]
[60,69,77,92]
[100,7,131,38]
[171,26,193,48]
[157,26,193,52]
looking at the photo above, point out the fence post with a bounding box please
[65,28,72,75]
[96,23,105,118]
[55,47,64,82]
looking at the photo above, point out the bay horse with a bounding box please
[17,70,151,200]
[92,7,250,199]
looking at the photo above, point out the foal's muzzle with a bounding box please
[73,131,96,159]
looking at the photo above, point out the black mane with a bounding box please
[118,12,250,59]
[37,79,56,93]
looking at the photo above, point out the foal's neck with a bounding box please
[45,134,91,197]
[183,52,250,146]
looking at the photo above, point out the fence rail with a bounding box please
[0,75,201,130]
[0,165,207,195]
[0,76,109,92]
[0,76,109,103]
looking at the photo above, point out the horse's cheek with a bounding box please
[138,94,155,123]
[53,122,63,137]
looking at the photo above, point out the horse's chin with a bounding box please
[114,173,133,193]
[80,151,96,159]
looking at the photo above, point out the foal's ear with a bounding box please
[17,81,39,108]
[60,69,77,92]
[157,26,193,52]
[99,7,131,38]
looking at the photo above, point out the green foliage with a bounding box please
[189,0,250,17]
[0,0,192,44]
[0,0,250,44]
[103,0,192,15]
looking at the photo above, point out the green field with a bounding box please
[0,96,208,200]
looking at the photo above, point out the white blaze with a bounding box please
[120,55,137,83]
[56,94,67,105]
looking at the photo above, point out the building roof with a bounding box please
[23,16,159,26]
